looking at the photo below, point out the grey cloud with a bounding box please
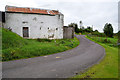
[0,0,118,32]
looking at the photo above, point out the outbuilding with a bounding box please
[63,26,74,39]
[4,5,64,39]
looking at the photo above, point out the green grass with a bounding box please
[2,28,79,61]
[2,28,28,49]
[87,36,118,47]
[73,35,118,78]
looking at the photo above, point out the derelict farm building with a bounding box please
[4,6,64,39]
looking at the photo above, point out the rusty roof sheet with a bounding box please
[5,6,61,15]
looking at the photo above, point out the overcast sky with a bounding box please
[0,0,119,33]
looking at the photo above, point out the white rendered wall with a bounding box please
[5,13,64,39]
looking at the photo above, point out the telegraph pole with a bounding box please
[79,21,83,29]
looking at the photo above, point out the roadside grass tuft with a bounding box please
[2,28,79,61]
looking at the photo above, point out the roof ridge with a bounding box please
[5,5,58,12]
[5,5,62,15]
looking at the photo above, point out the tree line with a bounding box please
[68,22,115,38]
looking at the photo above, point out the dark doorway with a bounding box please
[23,27,29,37]
[0,11,5,23]
[2,12,5,22]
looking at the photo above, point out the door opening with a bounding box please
[23,27,29,38]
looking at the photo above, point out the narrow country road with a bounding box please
[2,35,105,78]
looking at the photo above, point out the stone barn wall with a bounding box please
[4,6,64,39]
[5,12,64,39]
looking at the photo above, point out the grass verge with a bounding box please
[2,28,80,61]
[72,35,118,78]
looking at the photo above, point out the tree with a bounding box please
[94,30,99,32]
[103,23,113,37]
[68,23,79,33]
[84,26,93,33]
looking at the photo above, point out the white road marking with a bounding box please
[44,56,48,58]
[56,56,60,58]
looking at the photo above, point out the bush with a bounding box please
[103,39,111,43]
[91,32,106,37]
[37,38,52,42]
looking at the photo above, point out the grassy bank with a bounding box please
[2,28,79,61]
[73,35,118,78]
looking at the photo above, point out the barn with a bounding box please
[4,5,64,39]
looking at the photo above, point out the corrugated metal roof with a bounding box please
[5,5,61,15]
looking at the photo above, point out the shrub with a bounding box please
[37,38,52,42]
